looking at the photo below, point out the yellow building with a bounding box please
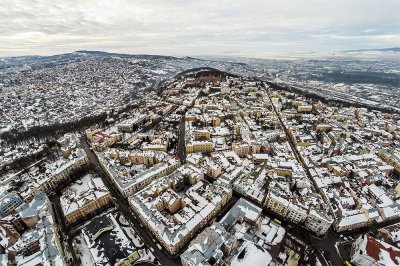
[193,130,211,140]
[264,192,289,217]
[378,149,400,173]
[185,114,197,121]
[65,194,112,224]
[331,114,350,121]
[186,141,213,154]
[316,124,333,132]
[292,101,303,107]
[212,117,221,126]
[269,168,293,178]
[162,190,182,214]
[61,174,112,224]
[327,164,349,177]
[395,183,400,197]
[142,144,168,152]
[232,142,250,157]
[298,105,313,112]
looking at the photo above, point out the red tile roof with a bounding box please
[365,234,400,265]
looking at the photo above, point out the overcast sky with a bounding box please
[1,0,399,57]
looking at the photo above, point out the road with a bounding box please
[80,138,180,266]
[263,83,400,265]
[177,114,186,164]
[48,195,79,266]
[263,85,345,265]
[235,186,340,266]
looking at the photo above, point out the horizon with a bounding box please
[1,0,400,57]
[1,47,400,61]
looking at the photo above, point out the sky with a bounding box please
[0,0,399,57]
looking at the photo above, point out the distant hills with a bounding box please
[75,50,116,55]
[343,47,400,53]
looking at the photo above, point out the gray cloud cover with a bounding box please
[0,0,399,57]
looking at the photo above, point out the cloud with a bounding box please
[0,0,399,57]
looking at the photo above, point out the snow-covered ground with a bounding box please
[74,235,96,266]
[74,212,154,265]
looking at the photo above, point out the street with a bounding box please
[48,195,79,265]
[79,138,180,266]
[263,83,400,265]
[177,114,186,164]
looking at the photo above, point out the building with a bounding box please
[316,124,333,132]
[60,173,112,224]
[286,199,308,224]
[264,189,333,236]
[193,130,211,140]
[334,212,370,232]
[89,130,122,152]
[304,209,333,236]
[0,192,23,218]
[6,191,63,265]
[377,223,400,248]
[232,141,250,157]
[16,191,48,229]
[351,234,400,266]
[99,153,180,198]
[252,153,269,164]
[181,223,232,266]
[181,198,288,266]
[39,149,89,193]
[264,191,289,217]
[117,114,148,133]
[206,161,222,179]
[378,149,400,173]
[82,214,140,266]
[297,105,312,113]
[185,141,213,154]
[129,166,232,255]
[142,131,170,152]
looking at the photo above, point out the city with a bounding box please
[1,0,400,265]
[1,67,399,265]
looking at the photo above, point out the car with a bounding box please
[156,244,162,250]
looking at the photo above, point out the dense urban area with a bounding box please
[0,53,400,266]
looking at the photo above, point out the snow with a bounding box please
[272,227,286,245]
[381,205,400,220]
[60,173,109,215]
[231,241,272,266]
[238,204,261,221]
[16,252,43,265]
[75,235,96,266]
[122,225,144,248]
[338,213,368,227]
[378,245,400,265]
[265,224,278,243]
[137,248,156,263]
[0,227,9,248]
